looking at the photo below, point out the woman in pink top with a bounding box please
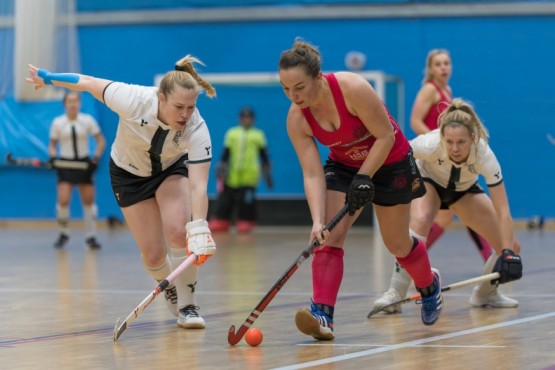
[372,50,495,315]
[412,50,492,260]
[278,39,443,341]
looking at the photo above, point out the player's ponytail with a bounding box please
[159,55,216,98]
[439,98,488,144]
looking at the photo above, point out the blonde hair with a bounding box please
[159,55,216,98]
[438,98,488,145]
[278,38,322,78]
[422,49,451,84]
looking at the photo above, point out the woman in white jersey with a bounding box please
[26,55,217,329]
[376,98,522,314]
[49,91,105,250]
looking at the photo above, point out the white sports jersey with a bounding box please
[410,130,502,191]
[50,113,100,159]
[103,82,212,177]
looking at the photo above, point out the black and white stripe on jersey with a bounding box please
[149,127,169,175]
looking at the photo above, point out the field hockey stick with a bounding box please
[228,204,350,346]
[113,253,198,342]
[5,152,89,170]
[367,271,500,318]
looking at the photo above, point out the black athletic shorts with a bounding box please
[324,150,426,206]
[109,154,189,208]
[56,157,94,185]
[423,178,485,210]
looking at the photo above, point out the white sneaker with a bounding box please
[372,288,404,314]
[469,286,519,308]
[163,285,179,317]
[177,305,206,329]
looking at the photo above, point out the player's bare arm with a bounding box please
[188,161,210,220]
[287,108,327,243]
[410,84,437,134]
[26,64,112,102]
[489,182,520,254]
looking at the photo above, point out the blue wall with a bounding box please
[2,11,554,219]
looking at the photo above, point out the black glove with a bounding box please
[88,157,98,173]
[346,174,374,216]
[47,157,57,169]
[492,249,522,285]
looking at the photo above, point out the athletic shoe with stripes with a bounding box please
[416,268,443,326]
[163,285,179,317]
[295,302,334,341]
[177,304,206,329]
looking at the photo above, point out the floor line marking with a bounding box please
[272,311,555,370]
[297,343,506,348]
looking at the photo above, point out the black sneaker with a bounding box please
[54,233,69,249]
[85,237,101,250]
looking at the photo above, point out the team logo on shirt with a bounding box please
[140,119,148,127]
[345,145,368,161]
[438,159,444,165]
[205,146,211,156]
[173,131,182,145]
[467,164,477,174]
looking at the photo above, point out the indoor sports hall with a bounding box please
[1,1,554,369]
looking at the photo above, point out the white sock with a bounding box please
[474,253,498,297]
[388,261,412,298]
[143,255,173,283]
[83,204,97,239]
[56,204,70,235]
[171,247,199,310]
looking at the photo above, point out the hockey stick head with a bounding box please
[228,325,241,346]
[113,317,125,342]
[228,324,252,346]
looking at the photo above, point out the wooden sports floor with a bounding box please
[1,221,554,370]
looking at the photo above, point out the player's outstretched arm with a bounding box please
[26,64,112,103]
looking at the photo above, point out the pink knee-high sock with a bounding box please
[466,227,494,262]
[312,246,344,307]
[396,238,433,289]
[426,222,445,249]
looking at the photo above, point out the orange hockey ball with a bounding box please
[245,328,263,347]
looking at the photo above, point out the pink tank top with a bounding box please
[301,73,409,168]
[423,80,452,130]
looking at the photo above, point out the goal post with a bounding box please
[155,70,404,131]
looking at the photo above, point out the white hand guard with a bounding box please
[185,219,216,266]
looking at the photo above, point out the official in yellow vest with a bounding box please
[209,107,272,232]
